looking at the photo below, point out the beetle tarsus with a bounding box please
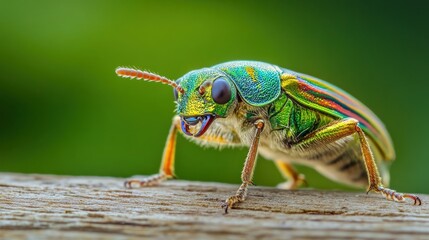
[124,173,169,188]
[374,186,422,206]
[221,195,243,214]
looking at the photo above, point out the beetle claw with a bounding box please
[403,194,422,206]
[221,201,229,214]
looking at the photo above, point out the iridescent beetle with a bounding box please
[116,61,421,213]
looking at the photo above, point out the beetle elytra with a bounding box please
[116,61,421,213]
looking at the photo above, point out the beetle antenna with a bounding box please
[115,67,184,93]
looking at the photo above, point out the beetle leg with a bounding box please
[125,116,242,188]
[221,119,265,213]
[293,118,421,205]
[124,116,181,188]
[274,161,307,190]
[376,186,421,205]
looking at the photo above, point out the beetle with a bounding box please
[116,60,421,213]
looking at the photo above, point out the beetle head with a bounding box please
[175,68,237,137]
[116,67,237,137]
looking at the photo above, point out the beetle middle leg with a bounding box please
[292,118,421,205]
[221,119,265,213]
[274,161,307,190]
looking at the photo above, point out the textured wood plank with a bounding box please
[0,173,427,240]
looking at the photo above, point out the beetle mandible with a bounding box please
[116,61,421,213]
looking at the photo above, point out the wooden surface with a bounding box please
[0,173,428,240]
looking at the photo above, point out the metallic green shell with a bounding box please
[279,68,395,161]
[268,92,335,144]
[213,61,282,106]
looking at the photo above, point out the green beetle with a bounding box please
[116,60,421,213]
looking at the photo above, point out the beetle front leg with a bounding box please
[124,116,180,188]
[294,118,421,205]
[222,119,265,213]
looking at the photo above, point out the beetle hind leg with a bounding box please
[292,117,422,206]
[274,161,307,190]
[353,125,422,206]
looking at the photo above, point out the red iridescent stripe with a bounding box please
[284,72,394,160]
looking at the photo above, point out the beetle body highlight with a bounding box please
[116,60,421,213]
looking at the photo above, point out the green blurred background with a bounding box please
[1,1,428,193]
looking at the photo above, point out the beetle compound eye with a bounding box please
[211,78,231,104]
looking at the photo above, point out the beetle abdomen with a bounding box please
[313,143,369,187]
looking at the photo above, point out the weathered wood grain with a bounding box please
[0,173,427,240]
